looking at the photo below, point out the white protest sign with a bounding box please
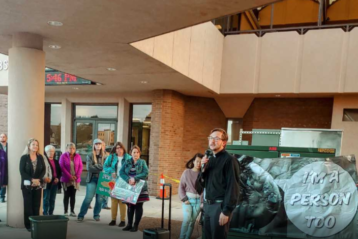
[284,161,358,237]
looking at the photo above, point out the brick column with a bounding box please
[148,90,227,196]
[148,90,185,195]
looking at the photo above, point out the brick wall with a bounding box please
[242,98,334,142]
[148,90,226,195]
[0,94,7,134]
[182,96,227,164]
[148,90,164,195]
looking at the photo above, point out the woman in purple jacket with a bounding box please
[179,153,203,239]
[59,142,83,217]
[0,148,7,195]
[0,148,7,222]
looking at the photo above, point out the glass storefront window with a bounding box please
[50,104,62,149]
[75,105,118,119]
[343,109,358,122]
[97,123,116,150]
[73,104,118,162]
[45,103,62,150]
[227,119,243,145]
[130,104,152,164]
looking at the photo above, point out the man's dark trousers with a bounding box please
[204,202,231,239]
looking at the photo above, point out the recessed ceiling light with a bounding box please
[73,87,79,90]
[107,68,116,71]
[48,21,63,27]
[49,44,61,49]
[141,81,148,84]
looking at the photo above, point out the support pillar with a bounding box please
[60,98,72,153]
[7,32,45,227]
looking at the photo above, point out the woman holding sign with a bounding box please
[78,139,108,222]
[103,142,131,227]
[120,145,149,232]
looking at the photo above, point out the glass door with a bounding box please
[129,104,152,164]
[74,120,117,163]
[96,122,117,153]
[74,120,94,163]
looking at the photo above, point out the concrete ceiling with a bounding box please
[0,0,278,96]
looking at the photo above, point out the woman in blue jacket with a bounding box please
[103,142,131,227]
[120,145,149,232]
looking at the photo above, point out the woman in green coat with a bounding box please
[120,145,149,232]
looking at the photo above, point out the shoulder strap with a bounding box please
[110,154,114,165]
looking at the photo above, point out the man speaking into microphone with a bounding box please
[198,128,240,239]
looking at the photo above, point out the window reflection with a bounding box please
[97,123,116,148]
[130,104,152,164]
[227,119,243,145]
[48,104,61,149]
[75,105,118,119]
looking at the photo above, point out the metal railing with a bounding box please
[212,0,358,36]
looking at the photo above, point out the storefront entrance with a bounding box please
[73,104,118,162]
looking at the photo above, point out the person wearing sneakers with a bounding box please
[103,142,131,227]
[77,139,108,222]
[120,145,149,232]
[179,153,204,239]
[101,141,110,210]
[43,145,62,216]
[59,143,83,217]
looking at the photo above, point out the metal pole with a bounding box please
[318,0,323,26]
[270,4,275,29]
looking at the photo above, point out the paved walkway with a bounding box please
[0,185,183,239]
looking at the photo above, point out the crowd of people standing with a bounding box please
[0,134,150,232]
[0,127,240,239]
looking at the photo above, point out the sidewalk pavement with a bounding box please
[0,185,183,239]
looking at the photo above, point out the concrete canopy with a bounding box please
[0,0,278,96]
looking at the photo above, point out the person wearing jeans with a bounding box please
[78,139,107,221]
[101,141,111,210]
[43,145,62,215]
[179,153,203,239]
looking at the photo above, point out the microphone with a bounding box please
[202,149,213,170]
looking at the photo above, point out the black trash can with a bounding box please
[29,215,69,239]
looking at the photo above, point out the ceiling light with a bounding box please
[107,68,116,71]
[141,81,148,84]
[48,21,63,27]
[49,44,61,49]
[73,87,79,90]
[275,95,281,97]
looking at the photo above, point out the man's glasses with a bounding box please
[207,137,223,142]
